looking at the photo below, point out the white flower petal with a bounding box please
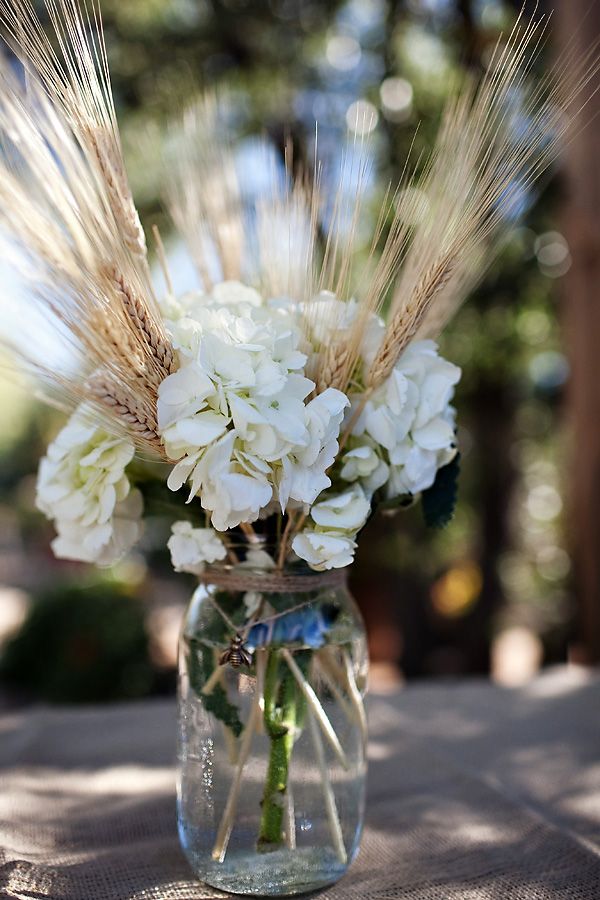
[310,486,370,531]
[157,362,214,430]
[412,417,455,451]
[292,530,357,571]
[175,412,230,447]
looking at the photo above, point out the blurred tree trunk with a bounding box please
[557,2,600,663]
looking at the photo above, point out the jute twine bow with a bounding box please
[198,566,347,594]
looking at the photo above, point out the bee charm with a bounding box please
[219,633,252,669]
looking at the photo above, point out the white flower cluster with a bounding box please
[292,485,370,570]
[167,521,227,575]
[36,406,143,566]
[290,303,460,570]
[158,281,348,531]
[302,295,460,503]
[34,284,461,577]
[343,340,460,500]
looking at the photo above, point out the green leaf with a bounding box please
[422,452,461,529]
[187,640,244,737]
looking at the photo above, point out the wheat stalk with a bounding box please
[316,342,353,393]
[88,372,164,452]
[355,14,600,393]
[105,267,177,382]
[369,251,456,388]
[0,1,149,271]
[0,49,175,450]
[92,310,145,373]
[257,174,320,304]
[165,97,244,289]
[84,124,147,263]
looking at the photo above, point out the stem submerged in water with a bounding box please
[258,650,298,850]
[211,649,267,863]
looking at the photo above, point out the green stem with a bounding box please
[258,650,298,850]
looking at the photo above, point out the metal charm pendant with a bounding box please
[219,632,252,669]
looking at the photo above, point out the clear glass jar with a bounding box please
[177,549,368,896]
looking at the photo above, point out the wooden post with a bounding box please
[556,2,600,662]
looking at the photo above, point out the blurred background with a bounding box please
[0,0,598,705]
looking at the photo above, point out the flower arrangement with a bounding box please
[0,2,591,577]
[0,0,596,891]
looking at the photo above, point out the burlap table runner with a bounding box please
[1,666,599,899]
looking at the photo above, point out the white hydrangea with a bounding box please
[277,388,349,509]
[157,283,460,556]
[36,406,143,566]
[167,521,227,575]
[157,281,349,531]
[340,439,389,495]
[292,530,357,571]
[163,282,284,362]
[292,485,370,571]
[301,292,385,378]
[349,340,460,498]
[301,298,459,499]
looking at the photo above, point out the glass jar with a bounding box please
[176,549,368,896]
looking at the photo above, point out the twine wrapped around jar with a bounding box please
[197,566,347,594]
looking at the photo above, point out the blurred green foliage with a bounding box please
[0,580,160,702]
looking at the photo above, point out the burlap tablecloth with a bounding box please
[1,666,599,899]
